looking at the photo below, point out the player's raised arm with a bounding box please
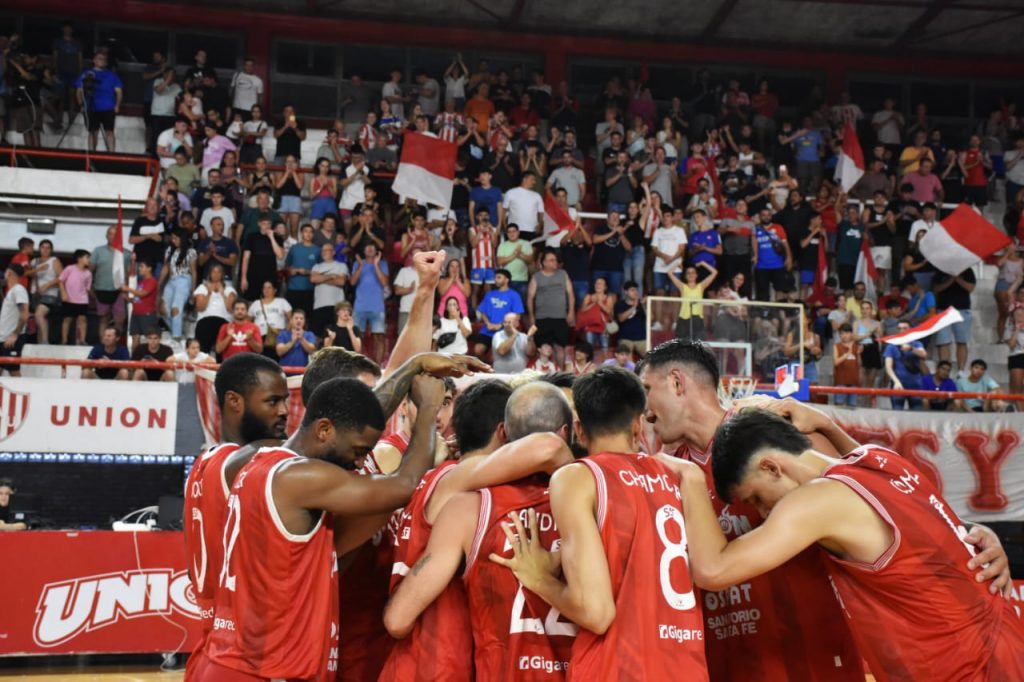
[383,491,479,638]
[492,463,616,634]
[374,352,491,418]
[384,251,445,376]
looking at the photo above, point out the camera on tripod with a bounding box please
[81,71,98,109]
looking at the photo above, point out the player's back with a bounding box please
[570,453,707,682]
[823,446,1024,682]
[463,479,575,681]
[677,438,863,681]
[205,447,339,680]
[377,461,472,682]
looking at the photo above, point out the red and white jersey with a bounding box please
[184,442,239,635]
[569,453,707,681]
[337,431,409,682]
[822,446,1024,681]
[377,461,473,682]
[471,226,496,271]
[359,124,379,151]
[463,479,575,682]
[435,112,464,144]
[676,431,863,681]
[206,447,339,681]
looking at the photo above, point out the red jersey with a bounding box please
[378,461,472,682]
[463,479,575,681]
[570,454,707,682]
[963,148,988,187]
[206,447,339,680]
[683,157,709,195]
[676,433,863,681]
[216,321,263,360]
[822,446,1024,681]
[336,432,409,682]
[470,225,496,271]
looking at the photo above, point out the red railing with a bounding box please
[0,356,306,376]
[1,146,162,197]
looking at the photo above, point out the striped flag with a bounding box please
[880,307,963,345]
[543,189,575,236]
[920,203,1012,275]
[0,382,29,440]
[391,132,457,209]
[854,233,878,302]
[834,121,865,193]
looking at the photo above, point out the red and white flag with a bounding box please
[854,233,877,302]
[920,203,1012,275]
[811,235,828,299]
[391,132,458,208]
[880,307,963,345]
[112,195,125,289]
[542,189,576,239]
[834,121,865,193]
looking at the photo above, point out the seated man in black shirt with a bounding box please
[130,331,175,382]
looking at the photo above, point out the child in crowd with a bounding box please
[832,323,861,407]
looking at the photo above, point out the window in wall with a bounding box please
[766,74,823,112]
[909,82,970,118]
[276,42,336,77]
[271,81,339,120]
[408,48,457,81]
[98,26,168,65]
[646,66,693,100]
[21,16,79,56]
[343,45,406,82]
[175,32,240,70]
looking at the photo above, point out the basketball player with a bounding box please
[192,375,446,680]
[638,339,1011,681]
[492,366,709,680]
[182,352,289,678]
[368,378,456,474]
[383,381,577,680]
[679,407,1024,681]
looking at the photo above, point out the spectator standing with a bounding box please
[443,54,468,110]
[338,149,371,228]
[436,296,472,355]
[960,135,992,209]
[230,58,264,120]
[527,249,575,367]
[883,321,928,410]
[688,210,722,270]
[955,359,1001,412]
[437,259,471,318]
[309,242,349,337]
[1004,136,1024,207]
[464,83,495,133]
[898,130,935,177]
[29,239,62,344]
[921,359,957,411]
[719,199,755,285]
[350,243,389,364]
[414,69,440,118]
[130,331,174,382]
[248,279,290,358]
[159,230,198,343]
[123,259,159,346]
[650,211,688,295]
[392,262,419,332]
[58,250,92,345]
[166,149,200,194]
[199,188,235,233]
[129,199,167,279]
[75,52,122,151]
[831,323,861,407]
[855,300,883,404]
[193,263,237,354]
[547,151,587,208]
[155,114,190,172]
[872,98,904,150]
[780,118,824,193]
[275,309,317,367]
[560,227,593,311]
[621,201,646,297]
[752,207,793,301]
[0,266,29,376]
[496,224,533,303]
[240,218,284,300]
[502,174,544,239]
[576,276,616,357]
[273,105,307,166]
[1005,307,1024,410]
[52,22,83,122]
[491,313,533,373]
[275,155,305,238]
[215,300,262,360]
[82,326,130,380]
[613,281,647,357]
[933,268,975,373]
[835,202,865,291]
[604,150,638,215]
[469,169,504,228]
[323,301,362,353]
[473,269,524,357]
[667,263,717,341]
[284,224,320,314]
[238,189,282,243]
[196,217,238,282]
[382,68,407,121]
[340,75,372,140]
[905,159,944,204]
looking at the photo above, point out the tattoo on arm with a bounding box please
[412,552,432,576]
[373,357,418,418]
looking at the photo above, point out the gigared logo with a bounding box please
[0,382,29,440]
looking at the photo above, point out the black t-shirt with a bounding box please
[276,119,306,159]
[933,269,975,310]
[623,217,646,249]
[776,203,815,258]
[592,223,626,271]
[459,136,486,179]
[614,299,646,341]
[130,216,167,267]
[560,241,591,283]
[452,170,471,210]
[719,169,746,202]
[483,152,516,192]
[324,323,362,351]
[132,343,173,363]
[743,182,770,214]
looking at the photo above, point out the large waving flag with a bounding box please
[920,203,1012,275]
[854,233,877,302]
[880,307,963,345]
[391,132,458,208]
[112,195,125,289]
[542,189,575,237]
[834,121,865,193]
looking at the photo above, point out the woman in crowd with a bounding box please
[248,279,292,359]
[401,215,435,267]
[622,200,646,298]
[275,154,305,238]
[201,122,236,183]
[30,239,62,344]
[240,219,285,300]
[172,338,211,384]
[239,104,269,164]
[193,263,237,354]
[784,304,823,385]
[438,218,467,271]
[576,276,617,360]
[657,116,684,164]
[309,157,338,230]
[435,296,471,355]
[668,262,718,341]
[436,258,471,318]
[994,241,1023,341]
[323,301,362,353]
[242,155,275,208]
[219,150,246,209]
[855,299,883,406]
[1006,306,1024,411]
[159,229,198,343]
[58,250,92,346]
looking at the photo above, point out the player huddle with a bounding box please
[181,253,1022,682]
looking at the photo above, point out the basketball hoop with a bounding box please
[718,376,757,406]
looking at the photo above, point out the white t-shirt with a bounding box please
[248,297,292,336]
[156,129,194,168]
[419,78,441,116]
[872,110,901,146]
[435,316,470,354]
[651,226,688,273]
[339,164,370,211]
[909,219,938,244]
[0,284,28,339]
[193,283,237,321]
[445,75,466,100]
[172,351,211,384]
[200,206,235,231]
[382,81,404,120]
[312,261,349,309]
[151,83,181,117]
[1005,149,1024,185]
[502,187,545,234]
[231,72,264,112]
[394,266,419,313]
[547,166,586,207]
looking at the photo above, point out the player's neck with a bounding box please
[586,433,636,456]
[791,450,837,482]
[684,396,726,453]
[220,421,241,446]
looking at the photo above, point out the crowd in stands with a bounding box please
[3,27,1024,410]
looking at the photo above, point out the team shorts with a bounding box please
[470,267,495,285]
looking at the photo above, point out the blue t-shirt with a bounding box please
[88,344,130,362]
[921,374,956,410]
[477,288,525,336]
[196,237,239,279]
[908,290,936,318]
[276,330,316,367]
[754,225,786,270]
[689,228,721,267]
[883,341,925,386]
[74,68,123,112]
[793,130,823,162]
[285,243,321,291]
[469,186,503,225]
[352,260,389,313]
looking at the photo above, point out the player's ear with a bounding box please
[495,421,508,445]
[759,454,783,479]
[224,390,244,416]
[314,418,335,444]
[630,414,644,449]
[669,367,685,397]
[572,419,588,449]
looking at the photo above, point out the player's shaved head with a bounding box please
[711,408,811,503]
[302,347,382,403]
[504,382,573,441]
[638,338,720,389]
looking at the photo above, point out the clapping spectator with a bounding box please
[921,359,957,411]
[130,330,174,382]
[58,250,92,345]
[275,155,304,238]
[1005,307,1024,410]
[933,267,975,373]
[248,280,291,358]
[309,242,349,337]
[196,217,238,282]
[275,309,317,367]
[437,259,471,318]
[955,359,1002,412]
[994,243,1023,340]
[591,211,630,295]
[436,296,471,355]
[193,263,237,353]
[171,338,211,384]
[82,326,130,380]
[650,210,688,296]
[831,323,861,407]
[29,239,62,344]
[576,277,617,358]
[0,266,29,376]
[323,301,362,353]
[159,230,197,344]
[215,300,262,360]
[491,313,532,373]
[855,300,883,404]
[351,243,389,364]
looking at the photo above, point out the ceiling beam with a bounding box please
[508,0,528,24]
[464,0,503,23]
[905,9,1024,48]
[891,0,956,47]
[701,0,740,39]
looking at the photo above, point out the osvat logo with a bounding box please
[33,569,200,647]
[0,382,29,441]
